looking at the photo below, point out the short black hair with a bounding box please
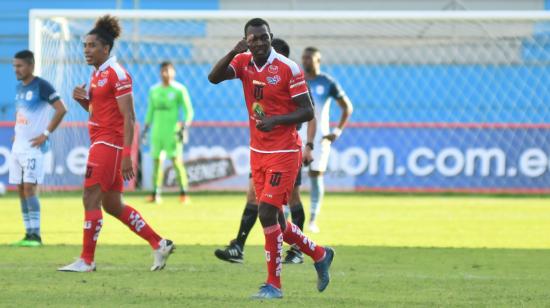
[244,18,271,36]
[160,61,174,69]
[14,50,34,65]
[272,38,290,57]
[304,46,320,54]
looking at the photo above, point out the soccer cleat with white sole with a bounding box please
[57,258,96,272]
[214,239,244,264]
[283,245,304,264]
[151,239,175,271]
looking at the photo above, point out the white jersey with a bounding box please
[298,73,346,172]
[12,77,60,153]
[299,73,346,143]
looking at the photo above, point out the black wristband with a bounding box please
[306,142,314,150]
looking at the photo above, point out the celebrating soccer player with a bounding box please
[301,47,353,233]
[9,50,67,247]
[142,61,194,204]
[214,38,315,265]
[58,15,174,272]
[208,18,334,299]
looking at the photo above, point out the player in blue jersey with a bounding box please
[301,46,353,233]
[9,50,67,246]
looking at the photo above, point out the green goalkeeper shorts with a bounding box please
[151,136,183,159]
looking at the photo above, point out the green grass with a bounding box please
[1,192,550,306]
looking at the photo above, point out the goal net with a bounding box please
[28,10,550,193]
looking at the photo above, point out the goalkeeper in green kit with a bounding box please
[142,61,194,204]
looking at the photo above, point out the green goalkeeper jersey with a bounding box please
[145,81,194,140]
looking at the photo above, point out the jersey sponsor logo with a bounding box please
[266,75,281,85]
[268,64,278,74]
[98,78,108,87]
[25,90,33,101]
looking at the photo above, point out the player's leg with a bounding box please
[148,138,163,203]
[236,178,259,249]
[254,200,284,299]
[308,170,324,232]
[58,144,110,272]
[22,182,42,246]
[283,176,305,264]
[169,141,190,204]
[58,184,103,272]
[16,151,46,246]
[11,184,31,246]
[102,189,174,271]
[214,176,257,263]
[10,152,31,246]
[249,152,283,299]
[308,139,330,233]
[267,152,334,292]
[290,168,305,231]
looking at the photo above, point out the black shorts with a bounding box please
[248,164,302,187]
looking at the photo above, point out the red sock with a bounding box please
[283,221,326,262]
[117,205,162,249]
[80,209,103,264]
[264,224,283,289]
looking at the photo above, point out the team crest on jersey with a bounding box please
[98,78,108,87]
[25,91,33,101]
[266,75,281,85]
[268,65,278,74]
[315,85,325,95]
[100,71,109,77]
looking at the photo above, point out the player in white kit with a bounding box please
[300,47,353,233]
[9,50,67,246]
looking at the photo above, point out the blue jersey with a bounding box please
[306,73,345,139]
[13,77,60,153]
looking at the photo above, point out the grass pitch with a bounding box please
[1,192,550,306]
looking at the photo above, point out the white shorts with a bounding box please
[8,150,45,185]
[309,138,331,172]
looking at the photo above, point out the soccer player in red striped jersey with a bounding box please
[209,18,334,299]
[58,15,174,272]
